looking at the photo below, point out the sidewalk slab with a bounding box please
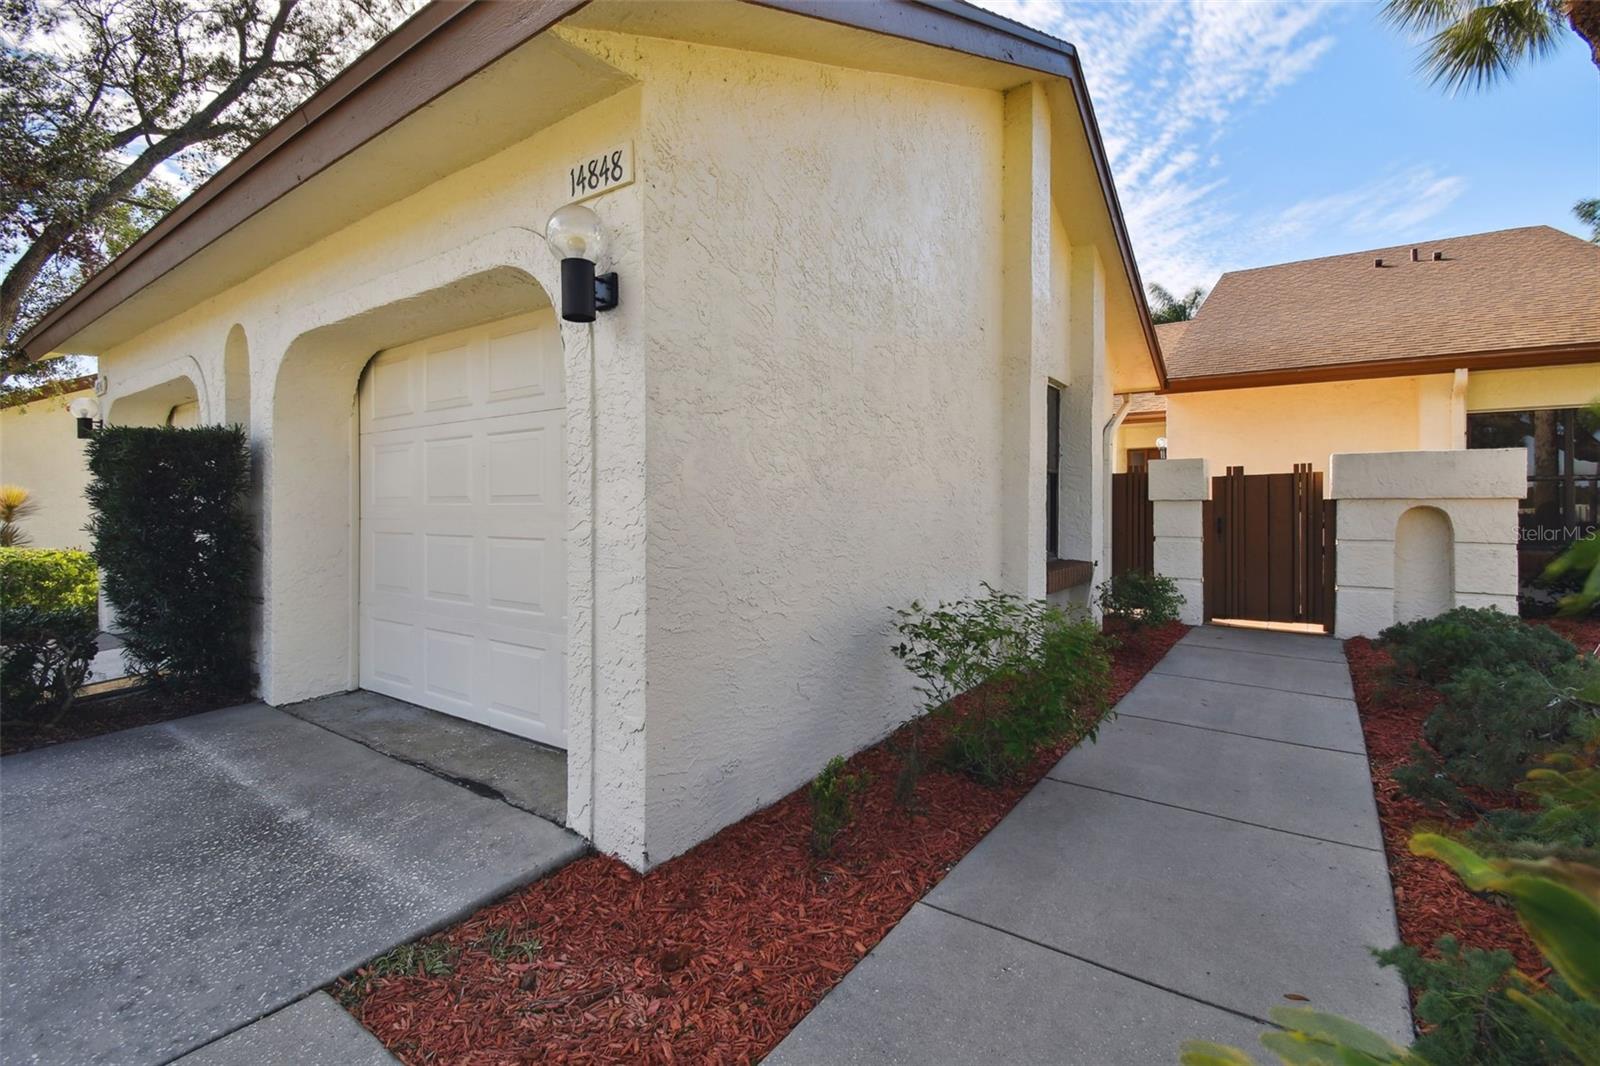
[1051,714,1381,848]
[764,903,1266,1066]
[173,994,397,1066]
[1179,625,1348,663]
[1114,672,1366,753]
[1153,644,1355,699]
[924,782,1410,1040]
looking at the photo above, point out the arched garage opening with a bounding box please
[266,267,566,749]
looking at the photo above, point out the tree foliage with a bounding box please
[1381,0,1600,92]
[2,0,411,387]
[1147,282,1206,324]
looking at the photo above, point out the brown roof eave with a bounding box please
[1160,342,1600,394]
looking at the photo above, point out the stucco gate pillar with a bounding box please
[1328,449,1525,639]
[1147,458,1209,626]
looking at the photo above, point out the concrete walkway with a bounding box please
[0,702,585,1066]
[769,625,1411,1064]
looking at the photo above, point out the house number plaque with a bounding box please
[567,143,634,203]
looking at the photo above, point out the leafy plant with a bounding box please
[1470,721,1600,858]
[0,485,38,546]
[892,587,1111,791]
[1414,659,1599,792]
[0,604,97,720]
[86,425,256,694]
[0,547,97,619]
[810,755,870,856]
[1096,570,1185,629]
[1381,607,1575,686]
[1180,835,1600,1066]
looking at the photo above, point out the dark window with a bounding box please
[1468,406,1600,603]
[1047,384,1061,559]
[1126,447,1162,471]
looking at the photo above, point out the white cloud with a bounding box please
[974,0,1343,289]
[1261,167,1468,248]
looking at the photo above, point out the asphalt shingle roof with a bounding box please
[1164,226,1600,381]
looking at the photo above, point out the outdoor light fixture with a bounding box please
[545,203,618,323]
[69,396,101,439]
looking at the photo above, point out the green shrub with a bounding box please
[1,604,97,719]
[1095,570,1185,629]
[810,755,870,856]
[1381,607,1574,686]
[86,425,255,693]
[1373,937,1592,1065]
[892,587,1111,789]
[1417,659,1598,792]
[0,547,97,620]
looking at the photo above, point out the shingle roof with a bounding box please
[1164,226,1600,383]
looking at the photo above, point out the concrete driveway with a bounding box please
[1,702,584,1066]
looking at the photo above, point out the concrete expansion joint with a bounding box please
[914,901,1283,1031]
[1039,777,1383,854]
[1152,670,1354,701]
[1114,712,1367,757]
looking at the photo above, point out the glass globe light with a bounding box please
[545,204,605,264]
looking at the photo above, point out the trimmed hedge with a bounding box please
[86,425,255,692]
[0,547,98,620]
[1,605,96,718]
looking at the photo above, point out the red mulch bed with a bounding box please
[339,621,1189,1065]
[1344,614,1600,975]
[0,684,241,756]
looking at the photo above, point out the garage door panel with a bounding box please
[359,311,565,748]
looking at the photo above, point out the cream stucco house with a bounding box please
[1117,226,1600,607]
[17,0,1165,870]
[0,377,98,550]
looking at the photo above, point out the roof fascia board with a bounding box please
[1162,343,1600,394]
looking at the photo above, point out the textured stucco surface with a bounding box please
[1148,459,1209,624]
[1329,450,1523,637]
[81,28,1124,871]
[0,388,95,548]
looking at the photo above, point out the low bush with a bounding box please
[1373,937,1589,1066]
[1094,570,1184,629]
[1414,659,1599,792]
[0,547,97,620]
[809,755,870,856]
[1,605,97,720]
[892,587,1111,789]
[1381,607,1574,687]
[86,425,255,693]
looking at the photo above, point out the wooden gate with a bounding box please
[1111,469,1153,576]
[1202,464,1336,629]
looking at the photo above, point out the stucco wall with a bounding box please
[1113,421,1163,473]
[1465,363,1600,412]
[1165,374,1458,474]
[0,390,95,549]
[1147,458,1208,625]
[582,30,1054,866]
[1329,449,1524,638]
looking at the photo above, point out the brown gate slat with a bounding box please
[1111,470,1153,577]
[1209,463,1334,631]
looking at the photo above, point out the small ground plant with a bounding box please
[1381,607,1574,686]
[892,586,1111,790]
[1095,570,1185,629]
[809,756,870,855]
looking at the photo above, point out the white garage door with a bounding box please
[358,311,566,748]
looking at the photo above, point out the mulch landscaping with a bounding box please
[0,684,244,756]
[339,621,1189,1065]
[1344,616,1600,978]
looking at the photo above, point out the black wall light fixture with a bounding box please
[69,396,101,439]
[545,203,619,323]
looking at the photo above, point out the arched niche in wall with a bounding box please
[223,324,250,429]
[1394,505,1454,625]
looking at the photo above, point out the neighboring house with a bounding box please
[1119,226,1600,603]
[15,0,1165,870]
[0,376,97,550]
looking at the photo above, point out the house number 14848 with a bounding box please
[568,144,633,201]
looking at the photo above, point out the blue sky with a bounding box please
[974,0,1600,293]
